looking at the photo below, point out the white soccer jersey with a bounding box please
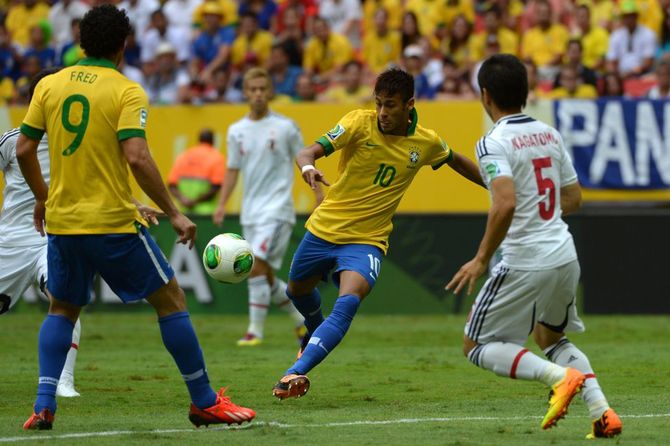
[0,129,49,248]
[226,112,303,226]
[476,114,578,270]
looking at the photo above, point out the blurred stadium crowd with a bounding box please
[1,0,670,105]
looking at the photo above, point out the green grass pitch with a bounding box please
[1,311,668,445]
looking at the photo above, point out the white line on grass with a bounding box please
[1,413,668,443]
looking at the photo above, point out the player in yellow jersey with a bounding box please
[17,5,254,430]
[273,68,484,399]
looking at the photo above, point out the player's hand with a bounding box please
[136,203,165,226]
[445,257,487,296]
[33,199,46,237]
[212,206,225,226]
[303,168,330,189]
[170,213,197,249]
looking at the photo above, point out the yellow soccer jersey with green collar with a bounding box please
[21,57,148,235]
[308,108,453,253]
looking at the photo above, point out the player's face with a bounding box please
[375,92,414,135]
[244,76,271,112]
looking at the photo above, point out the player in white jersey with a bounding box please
[0,68,82,398]
[447,55,621,439]
[213,68,321,346]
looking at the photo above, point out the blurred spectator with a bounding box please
[496,0,525,32]
[573,4,609,71]
[293,72,316,101]
[318,60,372,104]
[191,2,236,82]
[144,42,191,104]
[23,23,56,70]
[275,6,306,66]
[163,0,200,34]
[118,0,160,40]
[59,19,84,67]
[471,34,501,94]
[632,0,663,37]
[119,57,145,85]
[168,128,225,215]
[400,11,430,51]
[15,55,42,104]
[599,70,625,97]
[646,60,670,98]
[401,44,432,99]
[203,66,244,102]
[275,0,317,35]
[238,0,278,31]
[435,57,475,100]
[318,0,362,46]
[470,6,519,61]
[521,0,569,80]
[0,25,21,81]
[656,3,670,59]
[362,0,401,33]
[440,15,474,75]
[140,9,191,68]
[443,0,475,30]
[548,64,598,98]
[193,0,238,29]
[48,0,89,48]
[124,26,142,67]
[303,16,353,81]
[268,42,302,97]
[523,58,544,102]
[5,0,50,49]
[606,1,656,78]
[521,0,573,31]
[230,12,274,68]
[590,0,615,30]
[556,39,597,87]
[405,0,471,38]
[362,8,401,74]
[0,73,13,105]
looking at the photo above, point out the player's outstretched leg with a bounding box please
[24,299,80,430]
[149,279,255,426]
[273,294,361,399]
[543,337,622,438]
[270,278,306,343]
[56,318,81,398]
[467,340,585,430]
[238,275,271,346]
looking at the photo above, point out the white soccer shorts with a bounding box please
[242,220,293,271]
[464,260,585,346]
[0,243,48,314]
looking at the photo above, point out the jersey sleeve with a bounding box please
[117,83,149,141]
[476,136,513,187]
[316,110,363,156]
[428,136,454,170]
[20,81,46,140]
[289,121,304,159]
[226,128,241,169]
[557,132,578,186]
[0,131,16,170]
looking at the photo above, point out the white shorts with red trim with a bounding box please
[464,260,585,345]
[242,220,293,271]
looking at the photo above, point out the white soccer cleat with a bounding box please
[56,378,80,398]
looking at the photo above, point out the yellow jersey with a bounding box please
[579,27,609,69]
[547,84,598,99]
[21,57,147,235]
[362,30,401,74]
[521,24,569,67]
[230,30,274,67]
[307,109,452,253]
[303,33,353,74]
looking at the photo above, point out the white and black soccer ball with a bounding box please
[202,233,254,284]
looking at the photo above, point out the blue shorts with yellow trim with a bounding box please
[288,231,384,290]
[47,225,174,306]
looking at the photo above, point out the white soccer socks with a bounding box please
[57,317,80,397]
[544,337,610,419]
[270,278,304,326]
[247,275,271,338]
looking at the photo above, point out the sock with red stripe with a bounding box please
[469,342,566,386]
[247,275,271,338]
[270,278,304,326]
[544,337,609,419]
[58,318,80,386]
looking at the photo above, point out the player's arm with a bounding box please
[446,177,516,295]
[16,134,48,236]
[447,151,486,188]
[122,137,196,248]
[212,168,239,226]
[296,142,330,189]
[560,182,582,216]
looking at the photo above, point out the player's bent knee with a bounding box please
[532,323,564,350]
[48,295,81,323]
[287,276,321,296]
[146,278,188,317]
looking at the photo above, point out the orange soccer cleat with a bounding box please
[23,409,54,430]
[541,367,586,430]
[188,388,255,427]
[587,408,622,439]
[272,374,310,400]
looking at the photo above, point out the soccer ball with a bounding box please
[202,233,254,283]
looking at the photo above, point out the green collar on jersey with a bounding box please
[77,57,117,69]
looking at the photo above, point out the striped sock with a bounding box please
[469,342,565,385]
[247,276,271,338]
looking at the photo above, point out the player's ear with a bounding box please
[406,97,415,111]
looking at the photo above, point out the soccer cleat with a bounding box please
[23,409,54,430]
[56,377,80,398]
[541,367,586,429]
[272,374,310,399]
[188,388,255,427]
[236,333,262,347]
[586,408,622,439]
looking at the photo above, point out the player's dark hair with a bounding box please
[374,68,414,102]
[199,128,214,144]
[29,67,61,101]
[477,54,528,110]
[80,5,131,60]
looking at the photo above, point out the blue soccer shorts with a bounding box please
[288,231,384,290]
[47,224,175,306]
